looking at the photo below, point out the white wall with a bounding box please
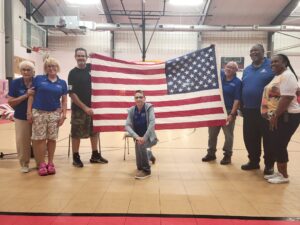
[0,0,5,79]
[274,32,300,77]
[201,31,268,75]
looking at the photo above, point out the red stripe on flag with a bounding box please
[92,64,165,75]
[93,107,224,120]
[92,95,221,108]
[92,89,168,96]
[91,77,166,85]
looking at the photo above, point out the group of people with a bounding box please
[8,45,300,183]
[202,44,300,184]
[8,48,108,177]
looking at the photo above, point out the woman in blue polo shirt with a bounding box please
[8,61,35,173]
[27,57,67,176]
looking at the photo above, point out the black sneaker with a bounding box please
[73,154,84,168]
[241,162,260,170]
[202,154,216,162]
[220,156,231,165]
[90,152,108,164]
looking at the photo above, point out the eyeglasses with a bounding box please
[135,96,144,99]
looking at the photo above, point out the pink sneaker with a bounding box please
[38,162,48,176]
[47,163,56,175]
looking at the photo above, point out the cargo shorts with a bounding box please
[71,109,97,138]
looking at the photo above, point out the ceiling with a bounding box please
[25,0,300,30]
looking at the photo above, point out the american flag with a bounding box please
[91,45,227,132]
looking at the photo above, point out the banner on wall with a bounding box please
[90,45,227,132]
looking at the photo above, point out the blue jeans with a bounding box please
[207,119,235,157]
[135,141,151,173]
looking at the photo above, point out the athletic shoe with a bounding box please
[264,172,281,180]
[90,152,108,164]
[73,153,84,168]
[135,170,151,179]
[20,167,30,173]
[268,173,289,184]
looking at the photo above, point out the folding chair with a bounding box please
[123,132,133,160]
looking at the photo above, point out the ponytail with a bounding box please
[277,54,298,81]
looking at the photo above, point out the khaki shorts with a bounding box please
[71,109,97,138]
[32,109,60,140]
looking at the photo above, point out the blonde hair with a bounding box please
[19,60,35,73]
[43,57,60,73]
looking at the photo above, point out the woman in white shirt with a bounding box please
[261,54,300,184]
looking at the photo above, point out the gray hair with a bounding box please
[19,60,35,72]
[226,61,239,71]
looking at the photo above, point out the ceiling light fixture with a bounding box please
[169,0,203,6]
[65,0,99,5]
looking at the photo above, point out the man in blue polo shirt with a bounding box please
[202,61,241,165]
[241,44,274,175]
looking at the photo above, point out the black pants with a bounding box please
[265,113,300,163]
[243,108,274,167]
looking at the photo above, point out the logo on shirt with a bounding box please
[260,69,267,73]
[68,85,73,91]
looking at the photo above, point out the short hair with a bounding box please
[226,61,239,71]
[44,57,60,73]
[135,90,145,96]
[19,60,35,73]
[252,44,265,53]
[75,48,87,56]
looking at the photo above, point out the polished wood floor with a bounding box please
[0,115,300,218]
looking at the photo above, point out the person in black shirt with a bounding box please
[68,48,108,167]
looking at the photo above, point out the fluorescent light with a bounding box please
[65,0,99,5]
[169,0,203,6]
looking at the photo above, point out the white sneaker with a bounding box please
[268,173,289,184]
[264,172,281,180]
[20,167,30,173]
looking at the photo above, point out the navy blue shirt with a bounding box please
[32,75,67,111]
[242,58,274,109]
[8,77,32,120]
[221,70,241,110]
[133,105,147,137]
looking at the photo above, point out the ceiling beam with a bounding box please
[271,0,299,25]
[198,0,212,25]
[101,0,114,23]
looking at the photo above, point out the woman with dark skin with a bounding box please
[261,54,300,184]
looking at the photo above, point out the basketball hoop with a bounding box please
[32,46,50,61]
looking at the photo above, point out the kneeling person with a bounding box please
[125,90,158,179]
